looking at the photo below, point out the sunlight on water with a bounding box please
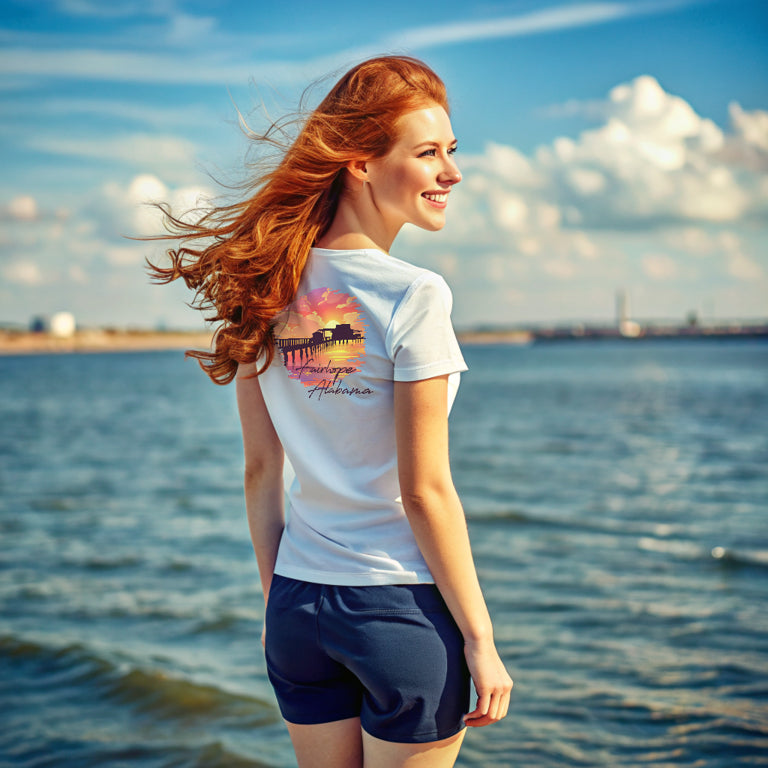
[0,341,766,767]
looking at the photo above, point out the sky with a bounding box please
[1,0,767,331]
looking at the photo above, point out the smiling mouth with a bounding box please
[422,192,449,204]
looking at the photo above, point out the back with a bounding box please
[258,247,467,586]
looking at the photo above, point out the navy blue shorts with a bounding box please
[264,574,470,743]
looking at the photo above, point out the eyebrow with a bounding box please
[412,139,458,149]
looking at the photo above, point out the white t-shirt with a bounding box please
[258,247,467,586]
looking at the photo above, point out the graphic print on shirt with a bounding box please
[272,287,372,400]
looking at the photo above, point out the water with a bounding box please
[1,340,766,767]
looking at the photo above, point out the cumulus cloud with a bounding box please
[1,195,39,221]
[727,252,763,280]
[457,75,767,237]
[98,173,213,239]
[398,74,768,325]
[3,70,763,329]
[9,195,39,220]
[642,253,678,280]
[536,76,763,226]
[0,173,211,312]
[3,260,45,285]
[436,74,768,291]
[720,102,768,172]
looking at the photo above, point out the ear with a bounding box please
[345,159,368,184]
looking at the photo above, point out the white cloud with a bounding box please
[729,102,768,152]
[21,97,213,130]
[106,245,146,267]
[0,46,326,88]
[570,231,599,260]
[1,1,711,89]
[664,226,715,255]
[3,260,45,285]
[642,253,678,280]
[26,134,200,176]
[97,173,213,245]
[0,173,213,300]
[166,12,217,44]
[471,143,543,188]
[54,0,177,18]
[491,193,529,232]
[727,253,762,280]
[567,167,607,195]
[718,103,768,172]
[456,75,768,238]
[400,73,768,326]
[68,264,89,283]
[5,195,38,221]
[718,231,742,253]
[516,236,542,257]
[392,1,701,49]
[543,259,577,279]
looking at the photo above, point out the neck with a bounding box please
[315,183,399,254]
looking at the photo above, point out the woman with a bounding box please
[150,55,512,768]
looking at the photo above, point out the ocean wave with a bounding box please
[2,735,278,768]
[60,552,144,571]
[467,507,640,537]
[0,634,277,726]
[637,538,768,571]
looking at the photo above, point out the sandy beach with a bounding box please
[0,329,215,356]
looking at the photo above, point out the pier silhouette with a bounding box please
[276,323,364,366]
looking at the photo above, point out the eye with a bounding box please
[448,145,458,156]
[419,148,437,157]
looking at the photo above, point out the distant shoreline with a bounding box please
[1,323,765,356]
[0,329,215,356]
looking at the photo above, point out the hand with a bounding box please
[463,639,513,727]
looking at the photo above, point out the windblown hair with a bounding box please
[147,55,449,385]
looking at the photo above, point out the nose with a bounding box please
[440,154,462,185]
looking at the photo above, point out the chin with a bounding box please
[417,218,446,233]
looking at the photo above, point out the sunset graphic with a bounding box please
[273,287,369,394]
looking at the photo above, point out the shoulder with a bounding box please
[396,269,453,315]
[311,246,450,304]
[368,251,452,305]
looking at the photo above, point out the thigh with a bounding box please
[363,723,465,768]
[287,717,363,768]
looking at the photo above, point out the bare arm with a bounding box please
[236,363,285,611]
[394,375,513,726]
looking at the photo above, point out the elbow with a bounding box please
[400,478,457,518]
[243,455,283,490]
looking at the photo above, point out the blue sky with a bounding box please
[2,0,767,330]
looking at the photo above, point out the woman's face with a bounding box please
[364,105,461,236]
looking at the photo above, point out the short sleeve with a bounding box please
[387,272,468,382]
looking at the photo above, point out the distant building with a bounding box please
[50,312,76,338]
[616,290,641,338]
[616,290,629,326]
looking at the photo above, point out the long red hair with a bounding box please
[147,55,449,384]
